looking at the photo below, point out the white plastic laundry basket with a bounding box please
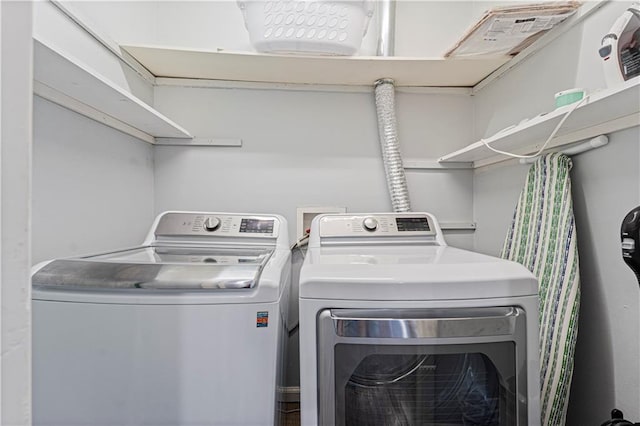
[237,0,375,55]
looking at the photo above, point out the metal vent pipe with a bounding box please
[377,0,396,56]
[374,0,411,212]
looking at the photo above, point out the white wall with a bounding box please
[472,1,640,423]
[62,1,157,48]
[152,84,475,248]
[473,160,528,255]
[568,128,640,424]
[32,97,155,264]
[34,1,154,105]
[1,2,33,423]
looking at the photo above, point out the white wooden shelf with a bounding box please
[439,78,640,168]
[33,38,192,143]
[121,44,510,87]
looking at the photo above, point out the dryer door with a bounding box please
[317,307,527,426]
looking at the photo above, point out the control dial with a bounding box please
[362,217,379,232]
[203,217,221,232]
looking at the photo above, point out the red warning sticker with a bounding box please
[256,311,269,328]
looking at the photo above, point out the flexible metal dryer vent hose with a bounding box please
[374,78,411,212]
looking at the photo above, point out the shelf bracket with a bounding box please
[403,159,473,170]
[155,137,243,147]
[439,221,477,231]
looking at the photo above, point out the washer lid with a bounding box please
[32,245,273,291]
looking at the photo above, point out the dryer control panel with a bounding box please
[154,212,280,239]
[318,213,437,238]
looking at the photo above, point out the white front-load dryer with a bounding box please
[32,211,291,426]
[299,212,541,426]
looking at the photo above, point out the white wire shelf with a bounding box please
[439,78,640,168]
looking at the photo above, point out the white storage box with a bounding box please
[237,0,375,55]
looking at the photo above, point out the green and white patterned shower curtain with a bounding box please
[501,153,580,426]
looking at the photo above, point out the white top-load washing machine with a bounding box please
[299,212,541,426]
[32,211,291,426]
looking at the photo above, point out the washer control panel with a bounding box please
[318,213,436,238]
[155,213,279,238]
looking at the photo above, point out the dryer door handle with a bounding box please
[329,306,523,339]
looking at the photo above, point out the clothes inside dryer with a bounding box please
[336,346,516,426]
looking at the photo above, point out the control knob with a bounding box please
[362,217,378,232]
[203,217,221,232]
